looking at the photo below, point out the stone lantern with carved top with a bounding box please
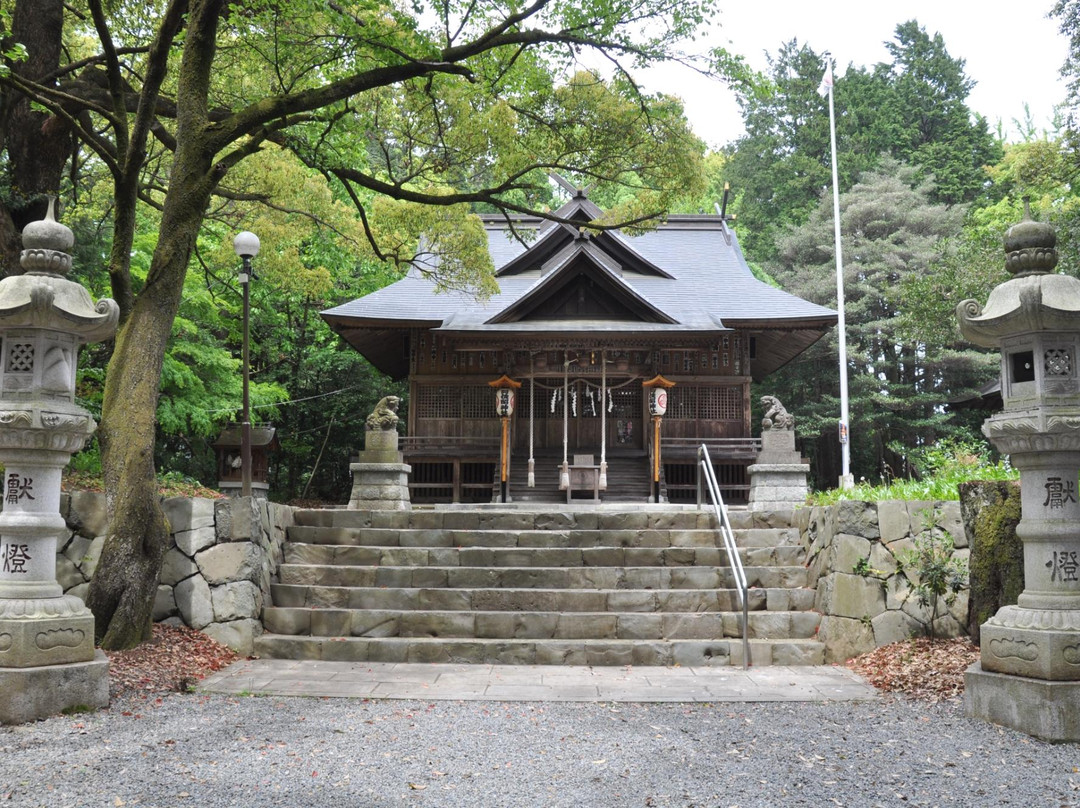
[0,199,118,724]
[958,201,1080,741]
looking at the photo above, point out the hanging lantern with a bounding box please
[643,374,675,416]
[495,387,515,417]
[489,374,521,416]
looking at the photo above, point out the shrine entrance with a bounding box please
[513,377,643,455]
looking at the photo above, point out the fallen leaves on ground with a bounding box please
[104,624,240,700]
[847,637,979,702]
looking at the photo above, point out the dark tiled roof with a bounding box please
[322,207,837,379]
[326,217,833,326]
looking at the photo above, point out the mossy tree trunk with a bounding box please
[959,480,1024,644]
[86,153,218,646]
[85,0,222,649]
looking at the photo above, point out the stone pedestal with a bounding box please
[0,651,109,725]
[747,428,809,511]
[965,662,1080,743]
[348,428,411,511]
[0,200,117,723]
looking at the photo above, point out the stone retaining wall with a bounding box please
[796,500,970,663]
[53,493,295,655]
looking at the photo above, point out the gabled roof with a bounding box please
[486,240,677,325]
[495,195,672,280]
[322,193,837,380]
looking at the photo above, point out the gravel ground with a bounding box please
[3,692,1080,807]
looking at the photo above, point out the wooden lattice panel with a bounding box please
[461,385,492,419]
[667,386,743,421]
[414,385,461,419]
[698,386,743,420]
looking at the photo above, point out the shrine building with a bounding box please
[322,188,836,505]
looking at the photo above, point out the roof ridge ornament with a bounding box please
[548,172,592,199]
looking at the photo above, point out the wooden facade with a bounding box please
[323,189,837,504]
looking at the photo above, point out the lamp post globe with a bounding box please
[233,231,259,497]
[233,230,260,260]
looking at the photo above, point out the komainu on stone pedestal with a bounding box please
[348,395,411,511]
[748,395,808,512]
[365,395,400,432]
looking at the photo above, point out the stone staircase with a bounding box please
[254,507,824,667]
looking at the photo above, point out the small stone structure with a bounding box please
[958,204,1080,741]
[212,424,278,499]
[747,396,810,511]
[798,500,969,663]
[0,200,119,723]
[348,396,411,510]
[53,493,293,657]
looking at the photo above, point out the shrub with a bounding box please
[809,438,1015,504]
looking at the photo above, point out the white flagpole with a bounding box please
[821,55,853,489]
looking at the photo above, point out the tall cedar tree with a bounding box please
[766,160,993,486]
[724,20,1000,262]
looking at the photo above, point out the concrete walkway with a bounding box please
[199,659,877,702]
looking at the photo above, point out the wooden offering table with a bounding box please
[567,454,600,503]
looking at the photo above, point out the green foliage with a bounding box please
[852,556,885,578]
[809,439,1015,504]
[723,22,1000,263]
[895,513,968,640]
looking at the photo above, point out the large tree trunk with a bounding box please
[86,153,217,648]
[0,0,69,272]
[85,0,224,649]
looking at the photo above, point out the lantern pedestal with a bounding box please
[965,664,1080,743]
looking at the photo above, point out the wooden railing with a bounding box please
[401,436,500,456]
[661,436,760,459]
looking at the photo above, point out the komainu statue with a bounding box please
[366,395,401,431]
[760,395,795,431]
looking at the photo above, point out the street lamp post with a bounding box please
[233,231,260,498]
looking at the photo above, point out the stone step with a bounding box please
[290,508,798,532]
[270,583,817,613]
[252,634,825,667]
[277,563,809,590]
[285,525,801,549]
[282,542,807,569]
[263,607,821,641]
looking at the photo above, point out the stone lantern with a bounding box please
[0,199,119,724]
[958,202,1080,741]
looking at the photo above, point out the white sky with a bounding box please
[640,0,1071,148]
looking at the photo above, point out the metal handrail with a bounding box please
[696,443,751,669]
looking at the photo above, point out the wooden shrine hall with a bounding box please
[322,186,837,505]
